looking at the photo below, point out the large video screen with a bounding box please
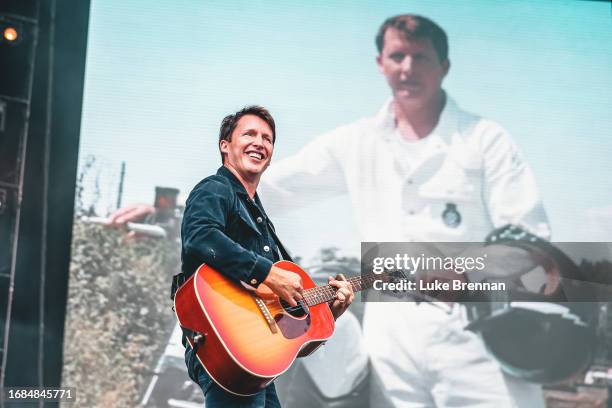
[65,1,612,407]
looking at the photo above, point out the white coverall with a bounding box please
[260,94,550,407]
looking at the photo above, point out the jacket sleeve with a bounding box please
[181,177,272,286]
[480,123,551,240]
[258,126,349,215]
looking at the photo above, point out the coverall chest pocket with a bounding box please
[419,160,482,229]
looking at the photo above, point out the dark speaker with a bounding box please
[0,16,37,101]
[0,101,28,185]
[0,2,38,19]
[0,187,17,275]
[0,6,38,394]
[0,180,17,354]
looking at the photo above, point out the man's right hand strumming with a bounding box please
[263,265,304,307]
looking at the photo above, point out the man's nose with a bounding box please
[251,134,264,147]
[400,56,414,73]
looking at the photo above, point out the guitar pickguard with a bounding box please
[274,312,311,339]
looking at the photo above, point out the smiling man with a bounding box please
[179,106,354,407]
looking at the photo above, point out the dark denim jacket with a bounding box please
[181,166,285,287]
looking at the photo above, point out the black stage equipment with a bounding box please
[0,1,90,405]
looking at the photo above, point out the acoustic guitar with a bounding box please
[174,260,385,396]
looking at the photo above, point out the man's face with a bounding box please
[377,28,449,105]
[220,114,274,180]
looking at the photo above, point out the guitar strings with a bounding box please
[262,271,436,314]
[280,273,394,312]
[278,284,348,312]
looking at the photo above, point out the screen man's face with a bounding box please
[377,28,449,106]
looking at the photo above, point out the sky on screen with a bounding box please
[78,0,612,259]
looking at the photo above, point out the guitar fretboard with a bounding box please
[302,271,396,307]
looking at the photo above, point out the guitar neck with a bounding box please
[303,271,392,307]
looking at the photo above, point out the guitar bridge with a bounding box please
[253,296,278,334]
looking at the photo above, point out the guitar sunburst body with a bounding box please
[174,260,335,396]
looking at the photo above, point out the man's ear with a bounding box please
[376,54,384,73]
[442,59,450,77]
[219,139,228,154]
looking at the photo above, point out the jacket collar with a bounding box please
[376,90,458,143]
[217,165,250,196]
[216,166,265,209]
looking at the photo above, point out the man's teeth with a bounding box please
[247,152,263,160]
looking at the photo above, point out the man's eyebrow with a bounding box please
[243,127,271,137]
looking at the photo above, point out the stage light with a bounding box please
[3,27,18,42]
[1,22,23,45]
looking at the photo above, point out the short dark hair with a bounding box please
[375,14,448,62]
[218,105,276,163]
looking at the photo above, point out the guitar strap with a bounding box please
[266,219,294,263]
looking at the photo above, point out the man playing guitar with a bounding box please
[179,106,354,407]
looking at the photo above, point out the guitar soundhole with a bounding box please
[275,300,311,339]
[280,299,309,318]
